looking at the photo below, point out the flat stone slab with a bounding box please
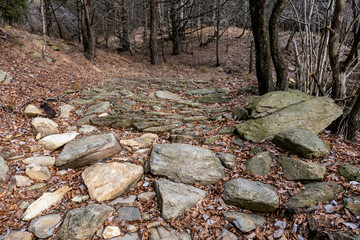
[115,207,142,222]
[223,177,280,212]
[55,133,121,169]
[278,156,326,181]
[82,162,143,201]
[85,101,111,115]
[23,186,69,221]
[38,132,79,151]
[155,90,182,101]
[57,204,114,240]
[155,178,206,219]
[236,97,342,142]
[150,226,191,240]
[273,129,330,159]
[22,156,55,166]
[283,182,344,208]
[150,144,224,185]
[223,212,266,232]
[246,90,313,118]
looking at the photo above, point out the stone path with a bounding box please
[1,78,360,240]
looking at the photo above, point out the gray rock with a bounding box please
[223,212,266,233]
[109,233,140,240]
[150,144,224,185]
[4,231,33,240]
[246,151,272,176]
[0,70,7,83]
[203,135,221,145]
[91,115,133,129]
[185,88,216,95]
[198,94,232,104]
[232,138,245,148]
[59,104,75,118]
[218,127,235,135]
[236,97,342,142]
[115,207,142,222]
[278,156,326,181]
[133,121,160,131]
[155,178,206,219]
[338,163,360,182]
[150,226,191,240]
[232,106,248,120]
[79,125,98,134]
[55,133,121,169]
[223,177,280,212]
[246,90,313,118]
[82,162,143,201]
[216,229,239,240]
[183,116,208,122]
[344,195,360,216]
[28,214,61,238]
[155,90,182,101]
[283,182,344,208]
[0,156,9,180]
[76,114,97,126]
[332,231,360,240]
[57,204,114,240]
[273,129,330,158]
[137,192,156,203]
[31,117,59,139]
[85,101,111,115]
[143,125,178,134]
[216,152,236,169]
[110,195,137,206]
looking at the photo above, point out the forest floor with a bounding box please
[0,26,360,239]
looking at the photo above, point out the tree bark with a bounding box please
[150,0,159,65]
[329,0,346,99]
[44,0,51,36]
[170,0,182,55]
[83,0,96,62]
[269,0,288,91]
[121,0,130,51]
[249,0,274,95]
[40,0,46,57]
[215,0,221,66]
[49,0,65,39]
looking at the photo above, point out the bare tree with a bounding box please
[150,0,159,65]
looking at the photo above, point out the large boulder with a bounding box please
[155,178,206,219]
[283,182,344,208]
[246,90,313,118]
[278,156,326,181]
[223,177,280,212]
[55,133,121,169]
[57,204,114,240]
[236,96,342,142]
[150,144,224,185]
[273,129,330,159]
[82,162,143,202]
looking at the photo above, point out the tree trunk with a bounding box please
[150,0,159,65]
[44,0,51,36]
[249,0,274,94]
[215,0,221,66]
[77,0,83,43]
[329,0,346,99]
[347,89,360,139]
[83,0,96,62]
[40,0,46,57]
[121,0,130,51]
[269,0,288,91]
[170,0,182,55]
[50,0,65,39]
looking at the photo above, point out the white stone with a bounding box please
[24,104,46,117]
[23,186,69,221]
[71,195,89,202]
[25,164,51,181]
[79,125,98,134]
[31,117,59,139]
[23,156,55,166]
[38,133,79,151]
[4,231,33,240]
[59,104,75,118]
[82,162,144,202]
[127,224,138,233]
[14,175,32,187]
[103,226,121,239]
